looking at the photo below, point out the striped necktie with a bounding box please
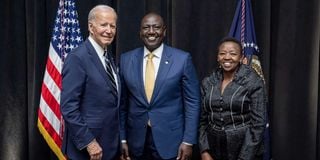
[104,51,117,95]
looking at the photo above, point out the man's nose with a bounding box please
[148,27,155,33]
[105,25,112,33]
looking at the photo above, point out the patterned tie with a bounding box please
[145,53,155,102]
[104,51,117,95]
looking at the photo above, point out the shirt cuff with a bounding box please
[183,142,193,146]
[121,140,127,143]
[81,138,96,150]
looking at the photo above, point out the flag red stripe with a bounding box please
[38,110,62,147]
[46,55,62,89]
[41,83,62,119]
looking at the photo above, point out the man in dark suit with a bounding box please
[120,12,201,160]
[61,5,120,160]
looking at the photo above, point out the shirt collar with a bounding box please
[144,43,164,58]
[88,36,105,58]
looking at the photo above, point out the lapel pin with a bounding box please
[165,61,169,64]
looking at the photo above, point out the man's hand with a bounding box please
[201,151,214,160]
[86,139,103,160]
[176,143,192,160]
[120,143,131,160]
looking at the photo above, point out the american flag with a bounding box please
[37,0,83,159]
[228,0,270,159]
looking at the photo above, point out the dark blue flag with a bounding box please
[228,0,271,160]
[228,0,259,63]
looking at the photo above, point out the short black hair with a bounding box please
[217,37,243,54]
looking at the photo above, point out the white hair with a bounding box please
[88,5,117,22]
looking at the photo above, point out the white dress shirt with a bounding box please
[88,36,118,90]
[143,43,163,84]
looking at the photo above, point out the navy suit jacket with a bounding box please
[61,39,120,160]
[120,44,201,159]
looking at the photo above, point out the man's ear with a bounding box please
[88,23,93,34]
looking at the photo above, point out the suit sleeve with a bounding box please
[198,78,210,152]
[61,53,95,150]
[182,54,201,144]
[238,76,267,160]
[119,54,128,141]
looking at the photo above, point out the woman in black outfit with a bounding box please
[199,37,267,160]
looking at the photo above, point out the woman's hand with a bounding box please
[201,151,214,160]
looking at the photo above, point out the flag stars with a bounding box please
[60,26,66,33]
[57,43,62,50]
[52,35,57,41]
[58,34,65,41]
[243,42,259,52]
[63,52,68,59]
[51,0,82,58]
[55,18,60,24]
[69,44,75,50]
[63,10,68,16]
[68,1,73,6]
[54,26,59,32]
[57,9,62,15]
[76,36,82,43]
[71,19,76,25]
[65,44,69,50]
[63,18,68,24]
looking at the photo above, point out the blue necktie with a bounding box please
[104,51,117,95]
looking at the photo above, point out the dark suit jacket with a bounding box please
[120,44,201,159]
[61,39,120,160]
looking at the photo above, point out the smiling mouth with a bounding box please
[147,36,157,41]
[104,36,113,40]
[223,62,232,67]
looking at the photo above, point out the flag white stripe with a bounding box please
[39,95,61,134]
[49,43,63,74]
[43,69,61,103]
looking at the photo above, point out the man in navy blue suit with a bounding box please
[61,5,120,160]
[120,12,201,160]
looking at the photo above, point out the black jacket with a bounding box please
[199,64,267,160]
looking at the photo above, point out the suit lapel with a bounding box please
[85,40,108,82]
[86,40,117,97]
[151,45,173,103]
[133,48,148,104]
